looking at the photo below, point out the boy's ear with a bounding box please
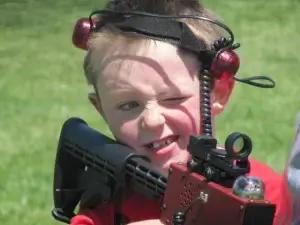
[88,92,104,117]
[212,78,235,115]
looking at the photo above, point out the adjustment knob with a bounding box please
[172,211,186,225]
[204,166,214,180]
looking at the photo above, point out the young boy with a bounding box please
[70,0,289,224]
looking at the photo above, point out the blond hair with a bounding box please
[83,0,224,87]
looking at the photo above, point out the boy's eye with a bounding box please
[164,97,187,102]
[117,101,140,111]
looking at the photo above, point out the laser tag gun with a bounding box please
[51,8,277,225]
[52,117,276,225]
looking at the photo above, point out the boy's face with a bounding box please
[89,41,233,175]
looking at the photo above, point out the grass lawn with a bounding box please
[0,0,299,224]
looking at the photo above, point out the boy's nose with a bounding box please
[141,104,166,129]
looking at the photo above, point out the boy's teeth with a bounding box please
[152,142,160,149]
[149,137,175,149]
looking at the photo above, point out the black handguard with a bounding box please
[52,117,166,224]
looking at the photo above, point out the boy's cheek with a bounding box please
[174,104,201,133]
[109,121,140,146]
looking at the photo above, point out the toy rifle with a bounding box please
[51,117,276,225]
[51,8,277,225]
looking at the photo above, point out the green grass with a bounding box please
[0,0,299,224]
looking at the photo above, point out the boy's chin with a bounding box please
[151,161,171,177]
[158,160,180,177]
[153,153,190,177]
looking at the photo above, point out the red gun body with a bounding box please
[161,163,276,225]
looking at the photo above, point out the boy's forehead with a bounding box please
[98,41,200,84]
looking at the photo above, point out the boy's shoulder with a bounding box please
[248,157,280,179]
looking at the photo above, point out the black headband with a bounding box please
[97,16,208,53]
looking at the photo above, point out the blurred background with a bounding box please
[0,0,299,224]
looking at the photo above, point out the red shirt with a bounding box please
[71,158,289,225]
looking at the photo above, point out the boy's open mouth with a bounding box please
[144,135,179,150]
